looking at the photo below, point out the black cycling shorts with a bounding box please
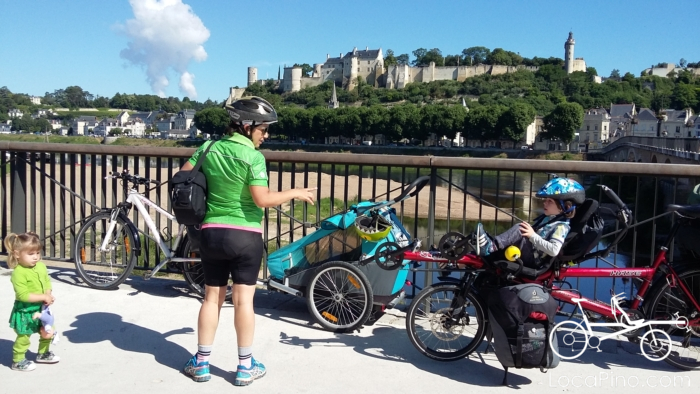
[199,228,263,286]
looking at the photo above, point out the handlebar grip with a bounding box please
[600,185,628,210]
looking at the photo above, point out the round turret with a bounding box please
[247,67,258,87]
[564,32,575,74]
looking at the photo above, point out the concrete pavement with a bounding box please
[1,264,699,394]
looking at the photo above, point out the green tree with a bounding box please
[34,118,51,134]
[193,107,230,136]
[109,127,123,136]
[293,63,313,77]
[609,69,621,79]
[311,107,333,142]
[135,95,158,111]
[541,102,584,144]
[63,86,90,108]
[497,102,536,142]
[411,48,427,66]
[487,48,514,66]
[384,49,397,66]
[536,64,567,84]
[396,54,409,65]
[671,83,699,110]
[92,95,109,108]
[444,55,460,66]
[462,46,491,65]
[420,48,444,66]
[110,93,129,109]
[387,104,420,142]
[465,105,503,146]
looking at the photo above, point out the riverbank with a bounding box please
[268,172,514,221]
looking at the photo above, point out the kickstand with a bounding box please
[502,367,509,386]
[484,330,494,354]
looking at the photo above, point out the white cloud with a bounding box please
[117,0,210,99]
[179,71,196,99]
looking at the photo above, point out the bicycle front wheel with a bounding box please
[646,268,700,370]
[181,237,232,300]
[74,212,137,290]
[405,283,486,361]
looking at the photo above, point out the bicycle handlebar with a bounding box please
[390,176,430,204]
[107,169,160,187]
[355,176,430,216]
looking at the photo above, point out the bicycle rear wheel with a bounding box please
[646,268,700,370]
[405,283,486,361]
[306,261,373,333]
[181,237,232,300]
[73,212,136,290]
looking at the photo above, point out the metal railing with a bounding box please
[3,141,700,300]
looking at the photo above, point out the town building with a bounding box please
[8,109,23,119]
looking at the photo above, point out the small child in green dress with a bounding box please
[5,232,60,371]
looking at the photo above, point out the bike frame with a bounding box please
[99,186,199,277]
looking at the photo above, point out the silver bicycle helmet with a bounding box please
[223,96,278,125]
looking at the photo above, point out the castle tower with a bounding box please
[348,56,359,90]
[247,67,258,87]
[564,32,575,74]
[282,66,302,92]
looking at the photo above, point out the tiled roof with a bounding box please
[610,104,635,117]
[324,57,343,64]
[636,108,658,121]
[344,49,381,60]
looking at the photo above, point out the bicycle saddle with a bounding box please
[668,204,700,218]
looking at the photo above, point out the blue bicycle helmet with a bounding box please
[536,177,585,211]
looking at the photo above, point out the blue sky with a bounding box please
[2,0,698,103]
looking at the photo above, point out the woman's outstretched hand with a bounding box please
[296,188,317,205]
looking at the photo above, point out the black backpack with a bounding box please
[487,283,559,386]
[168,141,216,226]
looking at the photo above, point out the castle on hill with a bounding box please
[245,32,589,93]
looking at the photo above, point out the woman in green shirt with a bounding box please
[182,97,315,386]
[5,232,59,371]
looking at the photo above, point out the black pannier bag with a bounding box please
[487,283,559,386]
[168,141,216,227]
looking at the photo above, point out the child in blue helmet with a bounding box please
[472,177,585,268]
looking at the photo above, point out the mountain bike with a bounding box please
[381,185,700,370]
[72,169,230,298]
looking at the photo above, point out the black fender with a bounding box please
[176,233,193,257]
[434,276,462,285]
[642,262,698,315]
[120,213,142,256]
[89,209,142,256]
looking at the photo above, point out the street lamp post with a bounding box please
[656,110,667,138]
